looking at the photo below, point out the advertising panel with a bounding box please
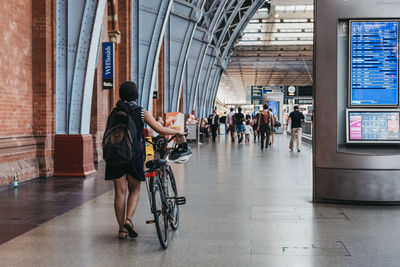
[349,21,399,106]
[346,109,400,143]
[102,42,114,90]
[268,101,279,117]
[165,112,185,146]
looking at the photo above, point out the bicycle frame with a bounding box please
[143,134,186,248]
[144,167,169,210]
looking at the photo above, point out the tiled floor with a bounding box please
[0,163,112,245]
[2,134,400,266]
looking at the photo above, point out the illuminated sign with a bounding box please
[268,101,279,117]
[350,21,399,106]
[347,109,400,143]
[288,86,296,96]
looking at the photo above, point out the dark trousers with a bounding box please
[260,124,271,149]
[211,125,218,142]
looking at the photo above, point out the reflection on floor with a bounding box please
[0,163,112,245]
[1,134,400,266]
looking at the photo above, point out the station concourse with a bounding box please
[1,0,400,266]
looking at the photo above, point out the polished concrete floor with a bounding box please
[2,134,400,266]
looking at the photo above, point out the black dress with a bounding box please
[105,101,146,182]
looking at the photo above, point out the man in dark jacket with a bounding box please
[208,109,219,142]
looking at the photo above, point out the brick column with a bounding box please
[32,0,55,177]
[153,38,165,118]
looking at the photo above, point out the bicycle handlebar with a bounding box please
[144,133,187,145]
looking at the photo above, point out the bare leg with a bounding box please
[113,176,127,234]
[125,175,141,223]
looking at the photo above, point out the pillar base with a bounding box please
[54,135,97,177]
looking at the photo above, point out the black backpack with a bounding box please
[102,101,141,166]
[233,113,243,124]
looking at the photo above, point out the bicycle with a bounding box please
[144,134,187,249]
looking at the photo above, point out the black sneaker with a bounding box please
[167,143,192,163]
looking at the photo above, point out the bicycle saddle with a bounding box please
[146,159,167,170]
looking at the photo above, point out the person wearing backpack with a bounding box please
[103,81,186,240]
[235,107,245,143]
[257,104,274,150]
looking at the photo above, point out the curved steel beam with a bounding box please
[196,46,216,118]
[56,0,68,134]
[196,0,244,118]
[206,0,265,113]
[68,0,107,134]
[183,28,209,114]
[183,0,229,116]
[221,0,265,66]
[164,0,204,112]
[132,0,173,111]
[206,66,222,114]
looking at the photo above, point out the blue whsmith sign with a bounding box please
[102,42,114,89]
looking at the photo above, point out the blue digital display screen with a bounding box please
[350,21,399,106]
[268,101,279,117]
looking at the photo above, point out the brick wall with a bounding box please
[0,0,134,185]
[0,0,41,186]
[32,0,55,178]
[0,0,34,138]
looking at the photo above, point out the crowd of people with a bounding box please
[195,104,305,152]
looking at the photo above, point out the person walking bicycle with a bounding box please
[103,81,186,240]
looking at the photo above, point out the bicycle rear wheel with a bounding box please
[167,165,179,230]
[151,177,169,249]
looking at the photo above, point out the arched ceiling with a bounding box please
[217,0,313,104]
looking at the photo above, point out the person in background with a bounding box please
[268,108,276,147]
[257,104,274,150]
[186,110,198,124]
[219,112,227,125]
[287,105,305,152]
[245,113,251,121]
[244,120,253,143]
[252,112,259,142]
[208,109,219,142]
[235,107,245,143]
[200,118,210,141]
[153,116,164,137]
[226,107,236,142]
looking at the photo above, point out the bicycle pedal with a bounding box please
[146,220,155,224]
[175,196,186,205]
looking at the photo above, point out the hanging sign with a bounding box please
[102,42,114,90]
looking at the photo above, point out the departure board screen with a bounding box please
[347,110,400,143]
[350,21,399,106]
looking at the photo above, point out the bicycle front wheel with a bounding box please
[167,165,179,230]
[151,178,169,249]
